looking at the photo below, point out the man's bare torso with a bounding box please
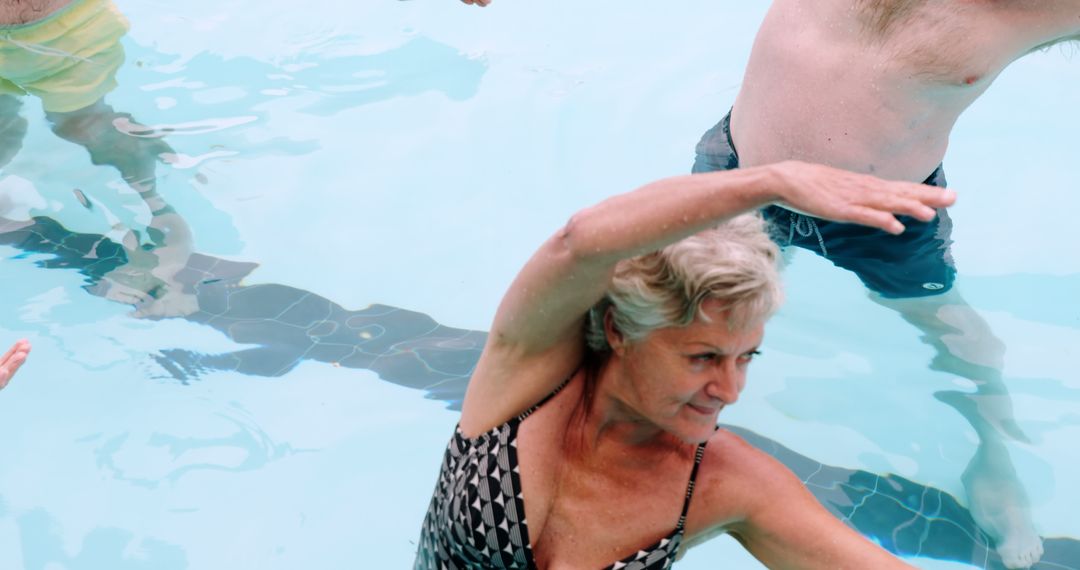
[731,0,1080,181]
[0,0,71,26]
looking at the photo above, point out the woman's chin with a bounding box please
[671,421,717,444]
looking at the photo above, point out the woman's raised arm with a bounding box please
[459,162,955,435]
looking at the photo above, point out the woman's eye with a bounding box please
[738,350,762,363]
[690,354,715,363]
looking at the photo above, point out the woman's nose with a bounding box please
[704,367,741,405]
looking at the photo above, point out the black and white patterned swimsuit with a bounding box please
[414,379,709,570]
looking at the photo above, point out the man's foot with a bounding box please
[94,264,199,318]
[967,466,1044,569]
[995,530,1044,570]
[936,390,1044,569]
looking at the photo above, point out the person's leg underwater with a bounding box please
[693,112,1042,569]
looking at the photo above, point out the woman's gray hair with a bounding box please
[585,213,783,351]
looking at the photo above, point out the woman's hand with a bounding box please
[769,160,957,234]
[0,339,30,390]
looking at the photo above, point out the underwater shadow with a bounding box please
[0,215,483,408]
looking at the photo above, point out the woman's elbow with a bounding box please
[556,209,614,263]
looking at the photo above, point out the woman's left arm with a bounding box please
[692,432,916,570]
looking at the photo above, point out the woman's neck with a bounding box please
[566,360,686,463]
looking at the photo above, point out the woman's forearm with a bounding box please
[558,159,953,267]
[559,166,779,265]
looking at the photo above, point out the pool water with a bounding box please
[0,1,1078,568]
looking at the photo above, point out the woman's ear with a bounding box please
[603,307,626,355]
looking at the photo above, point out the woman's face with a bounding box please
[607,298,765,443]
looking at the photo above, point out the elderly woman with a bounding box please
[415,161,955,569]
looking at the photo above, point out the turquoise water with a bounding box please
[0,1,1078,568]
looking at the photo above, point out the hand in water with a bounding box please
[0,339,30,390]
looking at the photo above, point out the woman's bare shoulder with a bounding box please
[703,427,776,470]
[685,428,804,531]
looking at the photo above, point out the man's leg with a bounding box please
[47,100,196,317]
[775,186,1043,568]
[0,93,27,170]
[872,289,1043,569]
[872,288,1021,437]
[46,99,173,192]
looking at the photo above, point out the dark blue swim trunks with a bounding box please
[692,112,955,299]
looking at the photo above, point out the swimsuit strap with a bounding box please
[515,373,574,422]
[675,440,709,531]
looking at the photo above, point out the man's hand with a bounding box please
[0,339,30,390]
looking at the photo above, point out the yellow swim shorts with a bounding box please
[0,0,129,113]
